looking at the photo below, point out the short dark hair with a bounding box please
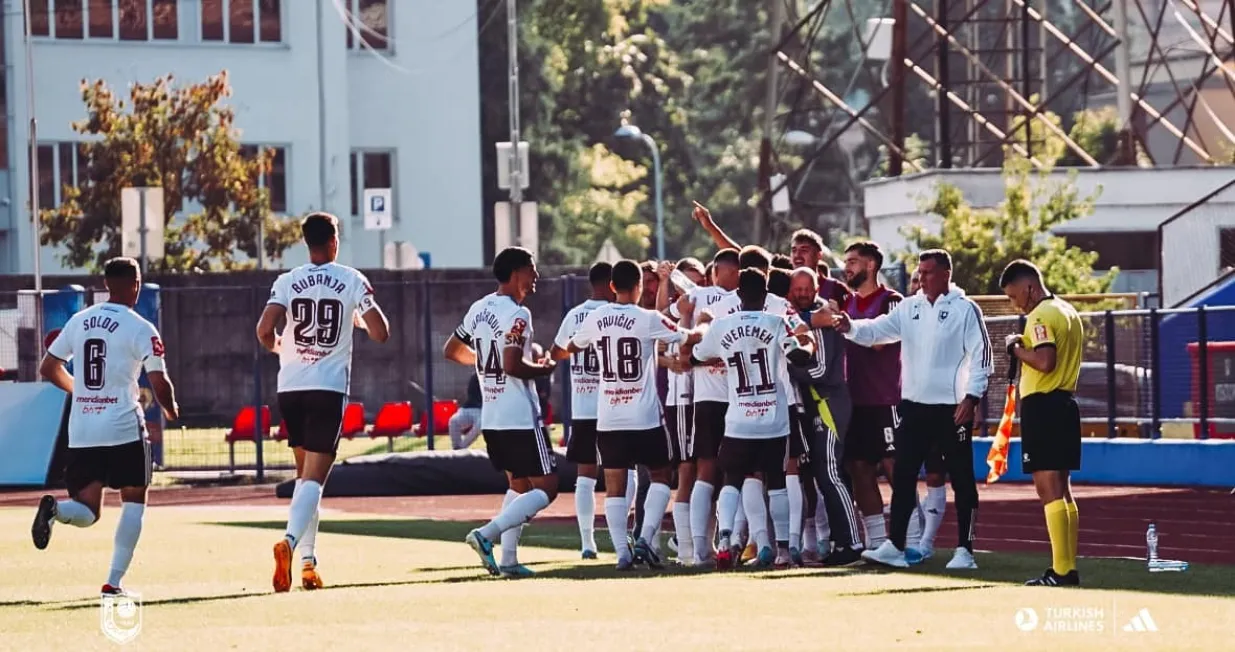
[845,240,884,270]
[771,253,793,270]
[104,257,139,282]
[767,268,791,298]
[791,229,824,252]
[999,259,1043,288]
[919,249,952,270]
[713,248,740,268]
[612,260,643,292]
[738,245,772,271]
[492,246,535,283]
[588,262,613,287]
[736,268,768,306]
[301,212,339,248]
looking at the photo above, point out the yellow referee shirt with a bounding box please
[1019,296,1083,397]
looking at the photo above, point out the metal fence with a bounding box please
[2,282,1233,474]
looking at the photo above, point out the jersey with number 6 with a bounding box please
[268,262,377,395]
[553,299,607,420]
[694,310,796,439]
[47,303,167,448]
[571,303,689,431]
[454,293,540,431]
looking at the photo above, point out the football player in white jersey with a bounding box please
[548,262,615,559]
[445,247,560,579]
[568,260,700,570]
[33,257,180,597]
[691,268,813,569]
[256,212,391,593]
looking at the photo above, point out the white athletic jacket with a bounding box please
[844,284,993,406]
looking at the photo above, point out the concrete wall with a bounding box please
[2,0,482,274]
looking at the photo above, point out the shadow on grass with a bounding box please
[215,518,1235,598]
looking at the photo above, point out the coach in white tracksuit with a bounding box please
[832,249,992,570]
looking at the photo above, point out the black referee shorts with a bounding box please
[1020,390,1082,473]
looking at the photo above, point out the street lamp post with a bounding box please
[614,124,664,261]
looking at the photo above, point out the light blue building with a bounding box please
[1,0,483,274]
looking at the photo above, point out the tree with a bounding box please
[40,72,300,272]
[900,155,1116,295]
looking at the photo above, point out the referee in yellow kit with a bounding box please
[999,260,1084,587]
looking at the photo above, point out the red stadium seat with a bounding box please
[370,402,413,438]
[341,403,366,440]
[224,406,272,472]
[419,400,458,436]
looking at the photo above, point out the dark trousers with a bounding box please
[803,384,861,549]
[890,400,979,552]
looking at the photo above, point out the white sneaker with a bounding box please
[945,547,978,570]
[860,540,909,569]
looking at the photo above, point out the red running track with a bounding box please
[1,481,1230,565]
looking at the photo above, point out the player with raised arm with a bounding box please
[568,260,700,570]
[444,247,559,578]
[548,262,615,559]
[255,213,391,592]
[692,268,813,569]
[32,257,180,597]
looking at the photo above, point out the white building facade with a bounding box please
[1,0,483,274]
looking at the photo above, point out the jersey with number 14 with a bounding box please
[694,310,796,439]
[454,293,541,431]
[571,303,689,431]
[268,262,377,395]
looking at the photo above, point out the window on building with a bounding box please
[229,0,254,43]
[202,0,280,43]
[33,142,88,209]
[88,0,114,38]
[258,0,280,42]
[349,150,394,216]
[201,0,223,40]
[118,0,146,40]
[55,0,85,39]
[31,0,51,37]
[1220,228,1235,274]
[0,10,7,169]
[152,0,178,39]
[240,145,288,213]
[345,0,389,50]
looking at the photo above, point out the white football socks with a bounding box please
[499,490,523,567]
[862,513,887,550]
[741,478,771,551]
[786,475,804,549]
[716,485,741,548]
[815,492,832,548]
[689,481,716,561]
[479,488,549,541]
[604,497,631,562]
[803,517,818,552]
[906,491,925,551]
[921,485,948,551]
[285,480,322,549]
[107,502,144,587]
[640,483,672,543]
[624,469,638,516]
[769,487,790,545]
[733,499,750,547]
[671,501,693,562]
[574,476,598,553]
[294,479,321,563]
[55,499,96,527]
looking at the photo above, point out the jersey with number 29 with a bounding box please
[47,303,166,448]
[454,293,541,431]
[268,262,377,395]
[694,310,796,439]
[571,303,689,431]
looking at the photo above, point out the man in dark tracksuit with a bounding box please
[787,267,863,566]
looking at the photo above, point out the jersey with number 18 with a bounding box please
[268,262,377,395]
[47,303,167,448]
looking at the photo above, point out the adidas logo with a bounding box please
[927,509,940,515]
[1122,608,1158,632]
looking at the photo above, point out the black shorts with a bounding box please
[1020,390,1082,473]
[666,405,694,464]
[597,427,673,470]
[846,405,899,464]
[691,401,727,460]
[482,427,557,479]
[565,419,599,466]
[278,390,347,455]
[788,404,811,463]
[923,445,947,476]
[65,437,151,496]
[718,436,789,479]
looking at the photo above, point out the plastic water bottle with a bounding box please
[1145,523,1158,563]
[669,268,698,293]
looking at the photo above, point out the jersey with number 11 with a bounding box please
[268,262,377,395]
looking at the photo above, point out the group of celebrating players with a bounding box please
[29,205,1085,596]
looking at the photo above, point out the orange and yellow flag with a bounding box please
[985,383,1018,484]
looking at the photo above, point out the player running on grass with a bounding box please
[33,257,180,597]
[445,247,560,579]
[568,260,700,570]
[256,212,391,592]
